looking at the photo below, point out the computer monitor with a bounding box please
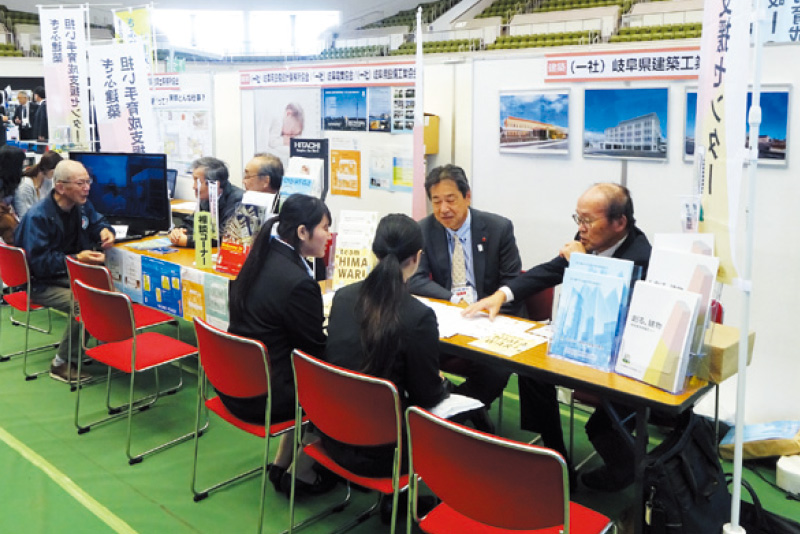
[68,151,171,236]
[166,169,178,198]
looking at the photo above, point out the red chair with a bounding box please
[406,406,614,534]
[0,242,59,378]
[289,350,408,534]
[72,279,199,464]
[191,318,302,534]
[65,255,179,377]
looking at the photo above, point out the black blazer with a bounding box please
[408,208,522,314]
[13,102,38,140]
[32,100,48,141]
[326,281,448,410]
[227,240,326,418]
[507,225,652,302]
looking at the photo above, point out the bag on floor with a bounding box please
[727,475,800,534]
[643,411,730,534]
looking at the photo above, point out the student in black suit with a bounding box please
[465,182,652,491]
[408,165,522,426]
[13,91,38,141]
[0,103,7,147]
[225,194,332,494]
[31,86,48,142]
[324,214,450,477]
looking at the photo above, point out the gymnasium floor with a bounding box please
[0,305,796,533]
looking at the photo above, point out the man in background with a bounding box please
[465,182,651,491]
[15,160,115,383]
[409,164,522,431]
[31,86,48,142]
[13,91,37,141]
[168,157,243,248]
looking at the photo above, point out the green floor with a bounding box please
[0,305,797,533]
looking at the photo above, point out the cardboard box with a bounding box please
[424,113,439,155]
[697,323,755,384]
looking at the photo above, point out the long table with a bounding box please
[112,240,710,532]
[439,311,711,534]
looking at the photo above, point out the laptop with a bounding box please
[166,169,178,199]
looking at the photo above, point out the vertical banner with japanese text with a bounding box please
[88,42,159,153]
[694,0,750,285]
[38,6,91,147]
[112,5,156,67]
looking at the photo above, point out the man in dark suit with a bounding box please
[408,164,522,424]
[31,86,48,142]
[465,182,651,491]
[13,91,38,141]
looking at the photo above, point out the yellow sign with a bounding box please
[194,212,213,269]
[332,247,375,289]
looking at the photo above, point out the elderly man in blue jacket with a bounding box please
[15,160,115,384]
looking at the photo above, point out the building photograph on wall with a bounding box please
[499,90,569,155]
[684,88,790,165]
[583,88,669,160]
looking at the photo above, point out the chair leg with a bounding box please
[22,308,56,380]
[9,305,53,334]
[0,305,59,362]
[190,375,260,503]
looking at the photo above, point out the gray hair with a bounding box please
[191,156,228,183]
[54,160,86,184]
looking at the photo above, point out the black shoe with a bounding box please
[580,465,633,492]
[267,464,287,492]
[279,468,338,497]
[469,407,496,434]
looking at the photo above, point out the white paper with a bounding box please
[429,393,484,420]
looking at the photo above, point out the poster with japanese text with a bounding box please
[141,256,182,317]
[368,87,391,132]
[88,42,159,153]
[151,73,214,170]
[330,149,361,197]
[38,6,92,147]
[323,88,368,131]
[391,87,415,134]
[392,155,413,192]
[112,6,155,66]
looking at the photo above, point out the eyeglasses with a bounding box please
[64,179,93,188]
[572,213,604,228]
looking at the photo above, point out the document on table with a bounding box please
[172,201,197,212]
[125,237,173,250]
[415,297,549,357]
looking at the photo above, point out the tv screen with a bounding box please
[69,151,171,236]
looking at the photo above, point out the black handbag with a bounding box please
[727,475,800,534]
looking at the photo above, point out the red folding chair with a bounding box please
[289,350,408,534]
[192,318,303,534]
[72,279,199,464]
[65,255,179,378]
[406,406,615,534]
[0,242,59,377]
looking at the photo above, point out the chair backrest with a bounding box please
[65,255,114,293]
[406,407,570,531]
[292,350,401,448]
[526,286,554,322]
[0,242,31,288]
[72,279,135,343]
[193,317,270,399]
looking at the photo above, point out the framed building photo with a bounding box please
[583,87,669,160]
[499,90,570,155]
[684,86,790,165]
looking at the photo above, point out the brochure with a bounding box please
[548,268,628,371]
[615,281,700,393]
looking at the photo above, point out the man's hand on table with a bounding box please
[76,250,106,265]
[99,228,115,249]
[462,290,506,321]
[168,228,188,247]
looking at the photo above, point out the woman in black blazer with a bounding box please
[225,193,331,492]
[324,214,449,477]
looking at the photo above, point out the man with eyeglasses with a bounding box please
[15,160,115,384]
[243,153,282,213]
[464,182,651,492]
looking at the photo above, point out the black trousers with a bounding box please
[518,377,569,460]
[439,354,510,407]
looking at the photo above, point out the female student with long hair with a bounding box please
[14,150,62,217]
[225,193,332,494]
[324,213,449,477]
